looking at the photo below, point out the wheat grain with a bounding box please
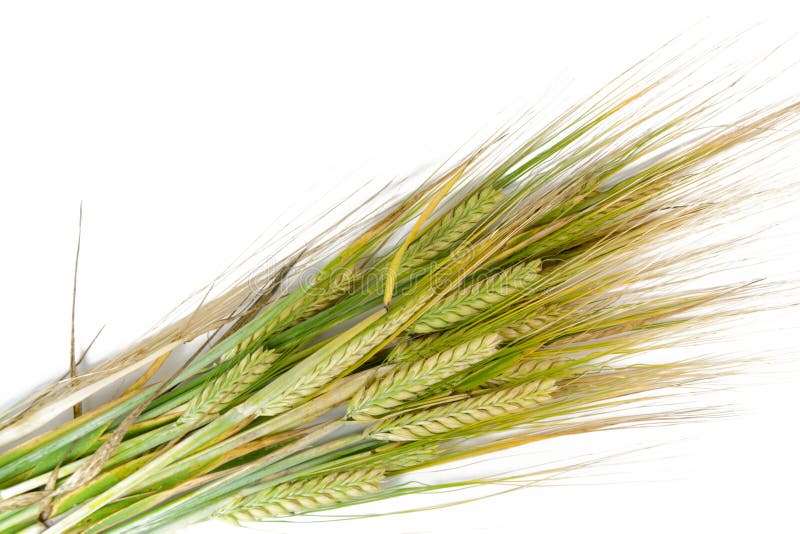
[368,379,556,441]
[349,334,501,421]
[217,468,384,522]
[410,260,542,334]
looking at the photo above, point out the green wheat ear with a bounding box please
[217,468,385,523]
[368,379,556,441]
[348,334,502,421]
[255,302,422,418]
[410,259,542,334]
[398,188,505,277]
[217,266,358,364]
[179,347,280,425]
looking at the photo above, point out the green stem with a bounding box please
[110,429,366,533]
[0,388,155,485]
[44,369,375,533]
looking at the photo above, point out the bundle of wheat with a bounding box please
[0,43,797,534]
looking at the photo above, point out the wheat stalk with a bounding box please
[368,379,557,441]
[348,334,502,421]
[216,468,385,522]
[410,260,542,334]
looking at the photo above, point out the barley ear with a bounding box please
[216,468,385,522]
[180,347,280,424]
[398,188,505,276]
[373,443,441,473]
[411,259,542,334]
[497,307,561,341]
[486,358,571,388]
[368,379,556,441]
[348,334,502,421]
[291,265,358,325]
[255,304,420,418]
[218,266,357,363]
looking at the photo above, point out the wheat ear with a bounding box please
[410,260,542,334]
[526,185,661,257]
[348,334,502,421]
[368,379,556,441]
[398,188,505,275]
[219,323,273,362]
[217,468,385,523]
[256,305,419,417]
[180,347,280,424]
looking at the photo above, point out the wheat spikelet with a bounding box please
[368,379,556,441]
[410,260,542,334]
[256,305,420,417]
[180,347,280,424]
[217,468,385,523]
[348,334,502,421]
[398,188,505,275]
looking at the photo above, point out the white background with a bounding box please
[1,2,799,533]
